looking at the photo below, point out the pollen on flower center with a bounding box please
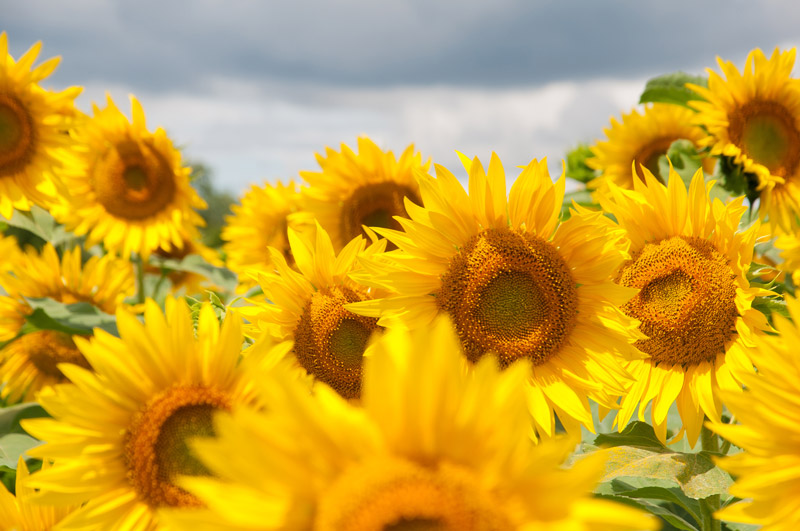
[0,93,35,177]
[617,236,738,366]
[438,227,578,367]
[729,100,800,177]
[293,285,381,398]
[342,181,421,242]
[92,139,177,220]
[125,384,231,508]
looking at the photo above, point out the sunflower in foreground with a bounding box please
[222,180,305,291]
[349,154,644,437]
[587,103,713,193]
[241,223,386,399]
[21,298,277,530]
[0,32,82,218]
[0,457,78,530]
[688,47,800,231]
[602,167,771,445]
[709,296,800,531]
[0,243,135,402]
[299,136,427,250]
[51,94,207,258]
[160,317,658,531]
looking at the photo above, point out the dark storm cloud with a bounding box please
[6,0,800,94]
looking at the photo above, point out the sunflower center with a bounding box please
[438,227,578,367]
[15,330,89,379]
[0,93,35,177]
[729,100,800,177]
[316,458,513,531]
[293,285,381,398]
[617,236,738,366]
[125,384,231,508]
[633,137,674,182]
[341,181,422,243]
[92,139,177,220]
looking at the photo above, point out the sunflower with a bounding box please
[347,153,644,437]
[148,228,224,294]
[602,167,771,446]
[222,180,306,291]
[587,103,714,192]
[299,136,428,250]
[160,316,658,531]
[688,47,800,231]
[21,298,276,530]
[50,94,207,258]
[0,457,79,530]
[240,223,386,399]
[774,230,800,285]
[0,32,82,218]
[0,243,135,402]
[709,296,800,531]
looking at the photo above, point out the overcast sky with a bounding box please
[6,0,800,194]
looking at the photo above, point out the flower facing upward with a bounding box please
[22,298,272,530]
[689,48,800,231]
[587,103,713,193]
[348,153,644,437]
[0,457,78,530]
[51,94,207,258]
[240,224,386,399]
[0,32,82,218]
[710,296,800,531]
[602,167,770,445]
[0,244,135,402]
[299,136,427,250]
[160,317,659,531]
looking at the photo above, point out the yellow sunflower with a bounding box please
[0,32,82,218]
[299,136,428,250]
[50,94,207,258]
[602,167,771,446]
[688,47,800,231]
[148,228,224,294]
[0,243,135,402]
[348,154,644,437]
[221,180,306,291]
[587,103,714,192]
[0,457,79,530]
[240,223,386,399]
[160,316,658,531]
[774,230,800,285]
[709,296,800,531]
[21,298,275,530]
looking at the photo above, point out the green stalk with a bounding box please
[135,254,146,305]
[699,423,722,531]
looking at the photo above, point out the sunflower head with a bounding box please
[299,136,428,250]
[0,32,82,218]
[51,94,207,258]
[689,47,800,231]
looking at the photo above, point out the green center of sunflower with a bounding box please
[730,100,800,177]
[293,285,381,398]
[123,165,149,191]
[438,227,578,367]
[342,181,422,247]
[385,519,445,531]
[155,404,216,478]
[639,270,694,317]
[0,93,35,177]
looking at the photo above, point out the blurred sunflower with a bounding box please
[710,296,800,531]
[299,136,427,250]
[222,180,305,291]
[0,244,135,402]
[51,94,207,258]
[0,457,79,529]
[149,228,223,294]
[0,32,82,218]
[689,48,800,231]
[602,167,770,445]
[241,224,386,399]
[348,154,643,436]
[160,317,658,531]
[774,230,800,285]
[587,103,713,192]
[22,298,273,530]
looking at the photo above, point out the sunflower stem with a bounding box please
[699,423,722,531]
[135,255,146,305]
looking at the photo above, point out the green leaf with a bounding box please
[599,479,704,527]
[0,403,49,435]
[23,297,118,336]
[596,494,700,531]
[149,254,237,293]
[714,156,760,204]
[752,295,790,324]
[0,433,40,468]
[565,144,597,184]
[594,421,667,450]
[658,140,706,188]
[639,72,708,108]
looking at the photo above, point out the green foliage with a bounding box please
[23,297,118,336]
[0,403,48,471]
[714,156,760,204]
[149,254,238,294]
[639,72,708,108]
[565,144,597,184]
[659,140,707,188]
[3,206,72,250]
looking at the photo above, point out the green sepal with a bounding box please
[639,72,708,108]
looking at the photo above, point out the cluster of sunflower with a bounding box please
[1,30,800,530]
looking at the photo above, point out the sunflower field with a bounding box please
[1,31,799,531]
